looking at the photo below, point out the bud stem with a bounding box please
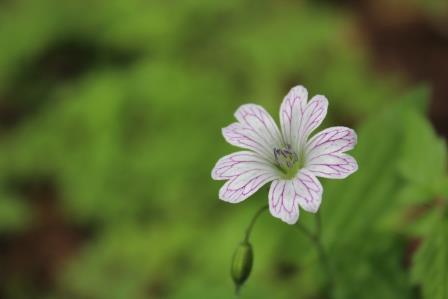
[244,204,269,243]
[231,205,268,296]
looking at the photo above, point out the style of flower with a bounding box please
[211,86,358,224]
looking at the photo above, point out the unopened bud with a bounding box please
[231,240,253,293]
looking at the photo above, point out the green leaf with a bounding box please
[319,88,441,299]
[412,213,448,299]
[323,96,414,247]
[398,106,447,191]
[381,91,447,235]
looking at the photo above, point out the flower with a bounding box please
[211,86,358,224]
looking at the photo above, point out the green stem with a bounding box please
[244,204,269,243]
[296,212,334,298]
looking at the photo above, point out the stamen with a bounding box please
[274,144,298,171]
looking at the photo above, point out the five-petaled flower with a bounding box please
[211,86,358,224]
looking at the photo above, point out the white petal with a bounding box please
[305,126,358,179]
[279,86,308,150]
[212,151,275,180]
[280,86,328,152]
[268,169,323,224]
[297,95,328,148]
[235,104,283,148]
[222,104,282,162]
[212,151,279,203]
[268,179,300,224]
[293,169,323,213]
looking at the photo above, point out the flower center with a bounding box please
[273,145,302,179]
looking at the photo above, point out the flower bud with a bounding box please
[231,240,253,293]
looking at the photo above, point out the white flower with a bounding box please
[212,86,358,224]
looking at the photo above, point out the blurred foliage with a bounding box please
[322,87,447,299]
[414,0,448,23]
[0,0,446,299]
[412,213,448,299]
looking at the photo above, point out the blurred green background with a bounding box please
[0,0,447,299]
